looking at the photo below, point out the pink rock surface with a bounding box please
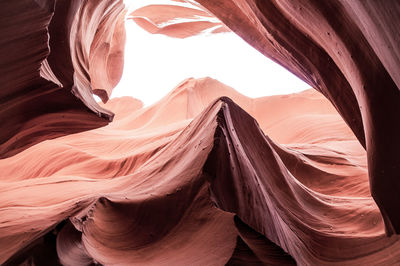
[1,0,400,264]
[194,0,400,234]
[129,4,229,38]
[2,78,399,265]
[0,0,126,159]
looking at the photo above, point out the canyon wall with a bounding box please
[0,0,125,159]
[1,0,399,264]
[193,0,400,234]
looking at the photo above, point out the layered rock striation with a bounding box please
[2,78,399,264]
[0,0,125,159]
[1,0,400,264]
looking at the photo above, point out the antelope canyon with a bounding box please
[1,1,399,265]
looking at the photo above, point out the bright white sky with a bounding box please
[110,1,310,106]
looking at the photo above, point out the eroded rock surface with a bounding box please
[131,0,400,236]
[2,78,399,265]
[1,0,400,264]
[193,0,400,234]
[0,0,125,159]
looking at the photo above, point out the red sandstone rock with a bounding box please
[129,0,400,236]
[2,78,399,265]
[0,0,126,159]
[129,4,229,38]
[194,0,400,235]
[1,0,400,264]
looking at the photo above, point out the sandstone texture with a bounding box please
[0,0,399,265]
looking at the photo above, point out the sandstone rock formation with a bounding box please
[129,4,228,38]
[130,0,400,235]
[1,0,399,265]
[0,0,125,159]
[4,78,400,265]
[193,0,400,235]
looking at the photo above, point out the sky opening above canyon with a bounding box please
[110,0,310,106]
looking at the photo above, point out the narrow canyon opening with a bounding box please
[108,0,310,106]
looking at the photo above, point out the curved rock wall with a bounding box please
[0,0,125,159]
[4,78,399,265]
[195,0,400,234]
[1,0,400,264]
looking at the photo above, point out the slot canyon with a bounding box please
[0,0,399,265]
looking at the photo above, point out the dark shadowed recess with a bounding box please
[3,220,67,266]
[226,216,295,265]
